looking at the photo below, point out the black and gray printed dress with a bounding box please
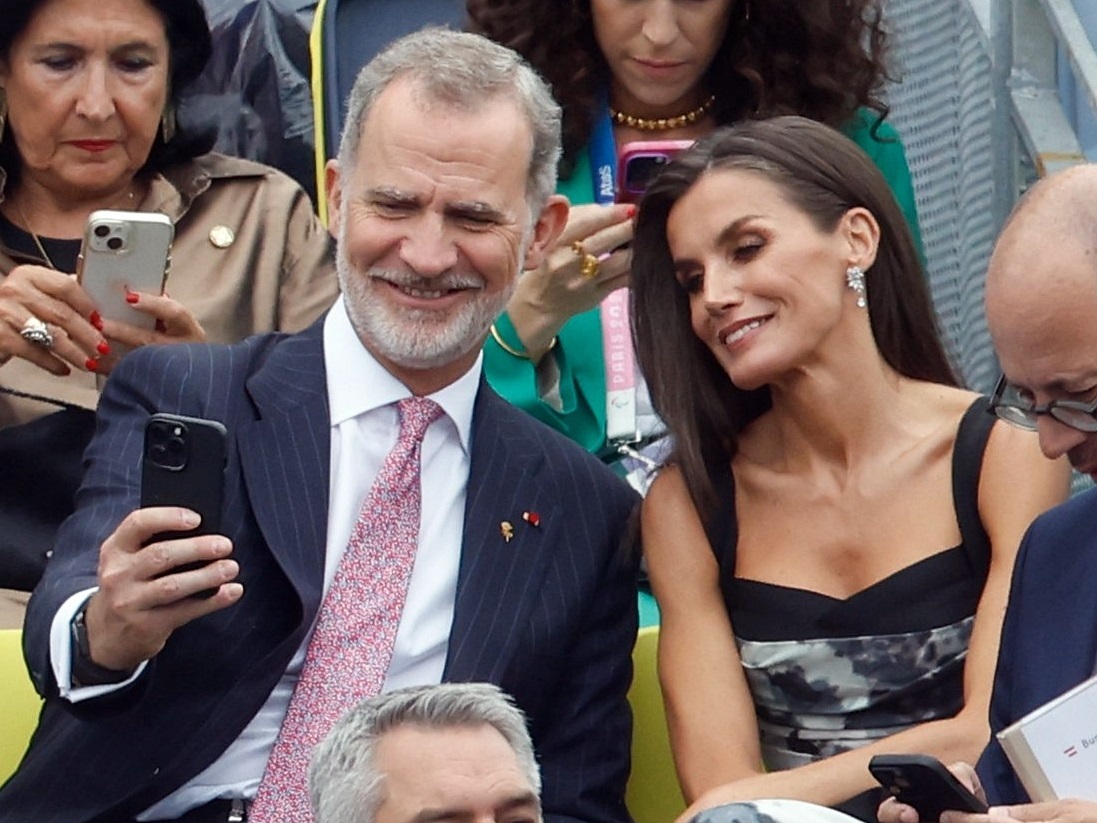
[702,397,995,821]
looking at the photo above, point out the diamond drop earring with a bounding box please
[845,265,867,309]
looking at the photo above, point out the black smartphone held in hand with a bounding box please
[141,413,227,598]
[869,754,988,820]
[616,139,694,203]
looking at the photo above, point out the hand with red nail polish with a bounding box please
[503,202,633,361]
[0,262,105,377]
[101,290,207,355]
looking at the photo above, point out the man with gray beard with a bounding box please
[0,29,639,823]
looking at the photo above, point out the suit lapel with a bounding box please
[444,384,554,681]
[237,321,331,614]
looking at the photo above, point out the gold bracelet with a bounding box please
[489,322,556,360]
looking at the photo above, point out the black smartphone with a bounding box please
[869,754,988,820]
[140,413,228,598]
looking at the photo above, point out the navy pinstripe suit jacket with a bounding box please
[0,317,639,823]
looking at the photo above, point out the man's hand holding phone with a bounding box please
[79,412,239,673]
[84,506,242,673]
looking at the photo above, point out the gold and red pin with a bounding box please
[501,512,541,543]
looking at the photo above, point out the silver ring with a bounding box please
[20,315,54,349]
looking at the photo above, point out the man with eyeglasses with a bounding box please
[879,165,1097,821]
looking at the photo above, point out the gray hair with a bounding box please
[308,683,542,823]
[336,27,562,217]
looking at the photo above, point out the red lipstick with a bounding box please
[71,140,115,153]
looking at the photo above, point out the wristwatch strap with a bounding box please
[70,599,134,688]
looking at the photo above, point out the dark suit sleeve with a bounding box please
[538,486,639,823]
[22,345,199,696]
[21,344,229,697]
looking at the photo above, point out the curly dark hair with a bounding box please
[0,0,216,185]
[466,0,893,176]
[630,117,956,522]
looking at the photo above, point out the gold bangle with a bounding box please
[489,322,556,360]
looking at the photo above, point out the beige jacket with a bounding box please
[0,152,339,426]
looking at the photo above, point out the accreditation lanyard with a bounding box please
[589,102,639,446]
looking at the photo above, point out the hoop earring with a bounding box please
[160,104,176,144]
[845,265,867,309]
[0,89,7,142]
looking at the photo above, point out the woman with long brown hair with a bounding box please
[631,117,1067,819]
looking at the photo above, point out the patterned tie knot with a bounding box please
[397,396,444,444]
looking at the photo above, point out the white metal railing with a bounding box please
[882,0,1097,395]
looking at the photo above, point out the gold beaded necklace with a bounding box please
[609,94,716,131]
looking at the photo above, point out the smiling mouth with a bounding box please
[400,286,451,299]
[720,316,771,346]
[378,275,480,301]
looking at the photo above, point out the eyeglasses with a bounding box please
[989,375,1097,433]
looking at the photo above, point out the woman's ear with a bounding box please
[842,206,881,271]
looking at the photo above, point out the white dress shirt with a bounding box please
[52,297,479,819]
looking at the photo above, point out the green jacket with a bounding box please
[484,111,924,455]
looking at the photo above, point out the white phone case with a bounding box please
[77,209,174,330]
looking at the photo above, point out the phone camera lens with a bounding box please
[107,236,123,251]
[626,155,671,195]
[94,224,110,238]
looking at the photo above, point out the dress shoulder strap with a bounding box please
[952,396,996,581]
[702,457,739,602]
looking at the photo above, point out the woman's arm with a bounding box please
[643,468,768,798]
[655,425,1069,820]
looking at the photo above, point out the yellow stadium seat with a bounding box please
[628,625,686,823]
[0,629,41,784]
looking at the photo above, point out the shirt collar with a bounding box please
[323,295,480,454]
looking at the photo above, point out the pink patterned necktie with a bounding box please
[249,397,444,823]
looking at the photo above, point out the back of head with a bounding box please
[337,27,562,213]
[631,116,953,515]
[986,164,1097,357]
[988,164,1097,302]
[309,683,541,823]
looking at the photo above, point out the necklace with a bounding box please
[610,94,716,131]
[8,187,138,271]
[12,199,57,271]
